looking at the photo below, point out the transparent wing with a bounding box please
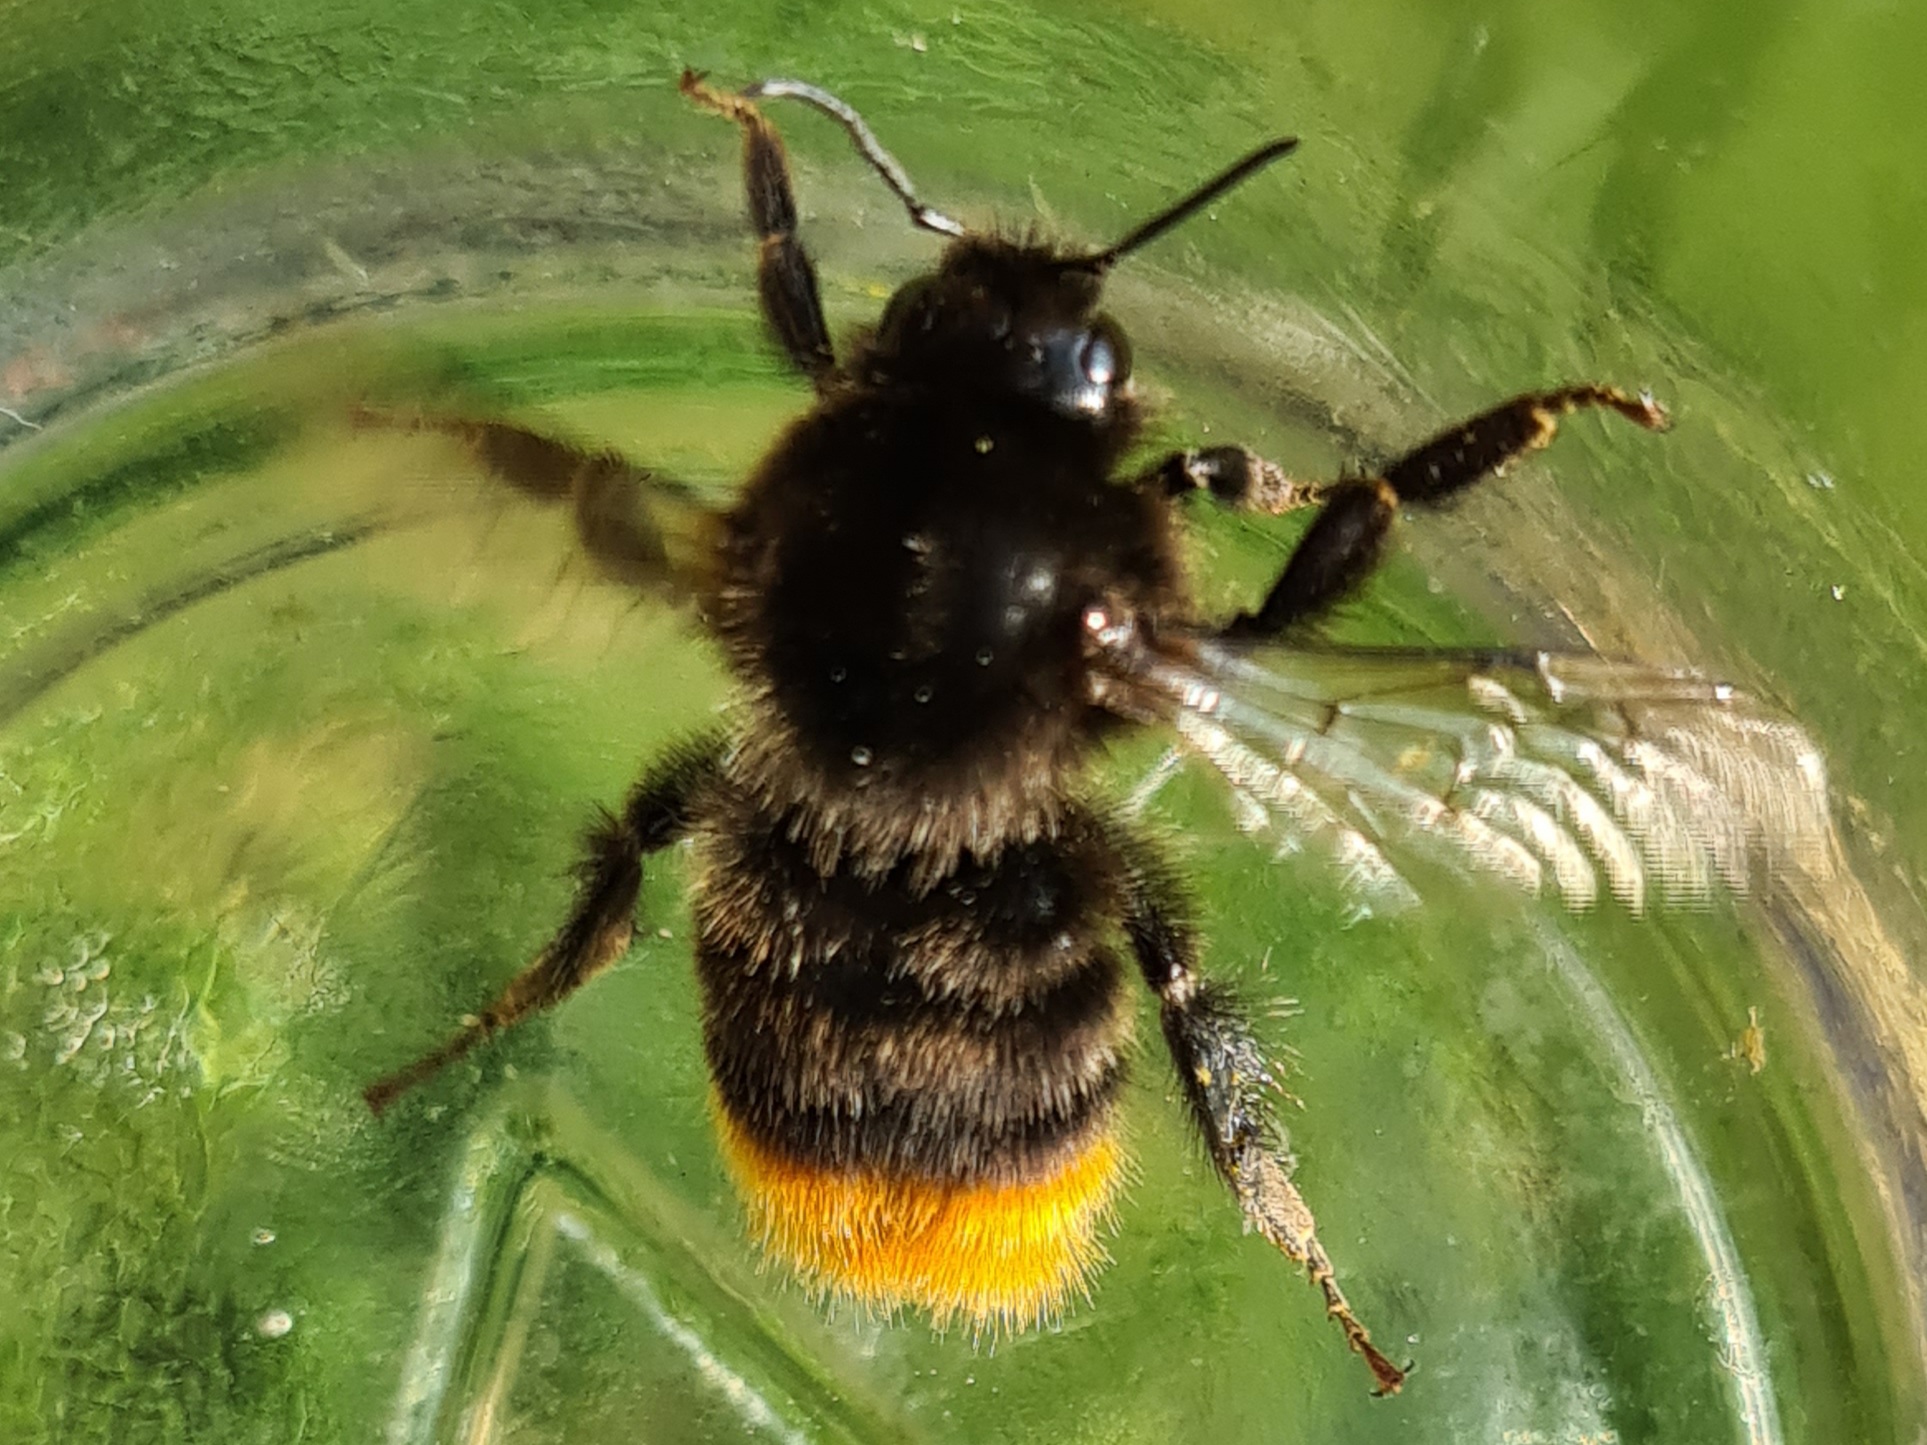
[1093,627,1834,916]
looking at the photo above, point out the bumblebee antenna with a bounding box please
[1078,137,1299,271]
[744,78,969,239]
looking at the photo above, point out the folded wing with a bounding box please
[1093,628,1833,916]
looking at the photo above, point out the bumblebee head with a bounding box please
[862,238,1133,420]
[735,78,1294,424]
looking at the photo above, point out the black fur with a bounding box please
[695,793,1130,1182]
[367,75,1667,1393]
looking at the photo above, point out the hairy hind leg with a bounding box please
[1113,828,1409,1396]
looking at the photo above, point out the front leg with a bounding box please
[1116,834,1409,1396]
[364,733,725,1114]
[681,70,837,386]
[1224,384,1669,640]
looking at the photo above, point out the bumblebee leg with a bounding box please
[681,70,836,385]
[352,411,716,598]
[364,734,724,1115]
[1223,385,1669,639]
[1138,445,1322,515]
[1118,840,1409,1396]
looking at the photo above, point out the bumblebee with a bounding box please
[367,72,1829,1395]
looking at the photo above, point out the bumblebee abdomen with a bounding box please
[693,793,1134,1327]
[713,1106,1124,1332]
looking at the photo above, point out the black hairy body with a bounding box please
[711,259,1182,877]
[696,790,1132,1183]
[365,70,1691,1391]
[691,237,1189,1189]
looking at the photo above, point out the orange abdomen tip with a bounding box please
[714,1109,1125,1333]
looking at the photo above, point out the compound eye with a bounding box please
[1082,321,1130,388]
[1025,320,1133,418]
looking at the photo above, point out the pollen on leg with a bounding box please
[713,1107,1125,1332]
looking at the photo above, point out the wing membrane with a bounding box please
[1102,634,1832,915]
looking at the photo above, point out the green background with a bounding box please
[2,2,1925,1442]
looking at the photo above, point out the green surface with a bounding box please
[2,3,1925,1443]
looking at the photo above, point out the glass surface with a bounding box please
[3,4,1925,1443]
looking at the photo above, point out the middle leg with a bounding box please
[349,410,718,599]
[1136,444,1324,515]
[1223,385,1669,640]
[364,733,725,1115]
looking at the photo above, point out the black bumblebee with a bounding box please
[367,72,1829,1395]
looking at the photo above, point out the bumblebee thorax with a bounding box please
[707,389,1183,874]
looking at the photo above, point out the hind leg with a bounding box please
[1113,829,1409,1396]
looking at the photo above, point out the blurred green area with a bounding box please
[2,3,1925,1444]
